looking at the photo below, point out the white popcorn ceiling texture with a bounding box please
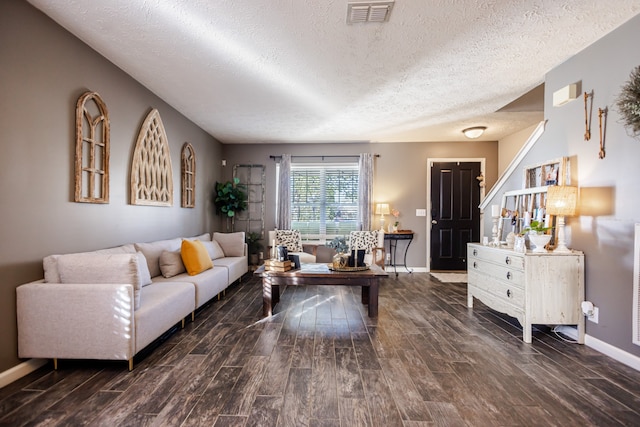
[28,0,640,144]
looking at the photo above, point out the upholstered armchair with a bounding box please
[267,229,316,263]
[348,230,385,267]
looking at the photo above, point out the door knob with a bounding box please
[432,220,437,224]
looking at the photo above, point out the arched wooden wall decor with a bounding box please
[181,143,196,208]
[130,109,173,206]
[75,91,110,203]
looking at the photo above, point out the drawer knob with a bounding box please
[506,272,512,280]
[507,289,512,298]
[473,249,478,256]
[473,261,478,269]
[505,257,511,265]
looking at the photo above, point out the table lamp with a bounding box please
[375,203,390,231]
[546,186,578,253]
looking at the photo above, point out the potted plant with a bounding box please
[327,236,350,269]
[213,177,247,219]
[522,220,552,252]
[246,232,263,266]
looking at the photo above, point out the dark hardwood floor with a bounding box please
[2,272,640,426]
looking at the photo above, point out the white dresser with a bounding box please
[467,243,585,343]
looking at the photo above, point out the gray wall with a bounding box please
[0,1,223,372]
[221,141,499,268]
[483,14,640,357]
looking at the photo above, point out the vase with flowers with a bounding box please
[389,209,400,232]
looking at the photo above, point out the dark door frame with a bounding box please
[426,157,486,272]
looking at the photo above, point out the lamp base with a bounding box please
[553,244,572,253]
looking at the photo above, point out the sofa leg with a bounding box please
[191,312,195,322]
[128,359,133,371]
[217,293,221,301]
[53,358,58,370]
[181,318,185,328]
[223,289,226,297]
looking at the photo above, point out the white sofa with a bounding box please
[16,232,247,370]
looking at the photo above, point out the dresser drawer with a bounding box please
[468,245,524,270]
[469,258,524,286]
[468,270,524,309]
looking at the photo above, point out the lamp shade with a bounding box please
[546,186,578,216]
[375,203,390,215]
[462,126,486,139]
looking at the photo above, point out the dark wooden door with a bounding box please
[430,161,481,270]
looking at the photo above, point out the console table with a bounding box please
[384,231,414,277]
[467,243,585,344]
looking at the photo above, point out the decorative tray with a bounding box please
[328,265,370,272]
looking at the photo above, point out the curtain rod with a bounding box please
[269,154,380,161]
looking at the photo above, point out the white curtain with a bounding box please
[276,154,291,230]
[358,153,374,231]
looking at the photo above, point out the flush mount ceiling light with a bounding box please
[462,126,487,139]
[347,1,395,24]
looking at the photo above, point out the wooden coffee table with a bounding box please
[254,263,388,317]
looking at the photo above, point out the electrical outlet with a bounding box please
[587,306,599,324]
[385,253,391,261]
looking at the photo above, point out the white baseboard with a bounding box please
[383,266,427,273]
[585,335,640,372]
[0,358,47,389]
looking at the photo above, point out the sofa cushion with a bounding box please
[187,233,211,242]
[135,281,195,352]
[213,232,245,257]
[43,244,137,283]
[134,238,182,278]
[155,267,228,309]
[212,257,248,284]
[56,253,143,310]
[275,229,303,252]
[203,240,226,260]
[181,240,213,276]
[159,250,186,278]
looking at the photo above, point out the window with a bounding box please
[290,163,359,237]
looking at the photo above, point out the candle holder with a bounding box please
[490,214,500,246]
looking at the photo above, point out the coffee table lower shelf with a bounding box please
[254,263,388,318]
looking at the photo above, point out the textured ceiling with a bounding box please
[27,0,640,144]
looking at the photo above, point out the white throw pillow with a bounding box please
[57,253,143,310]
[213,232,245,257]
[136,252,153,287]
[43,254,61,283]
[159,250,186,278]
[202,240,225,260]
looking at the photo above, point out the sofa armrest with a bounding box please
[17,281,136,361]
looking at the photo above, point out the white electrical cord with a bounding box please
[552,325,578,344]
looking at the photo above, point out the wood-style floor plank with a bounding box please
[2,273,640,427]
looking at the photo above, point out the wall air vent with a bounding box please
[347,1,395,24]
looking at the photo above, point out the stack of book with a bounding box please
[264,259,292,272]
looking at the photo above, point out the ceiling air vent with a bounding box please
[347,1,395,24]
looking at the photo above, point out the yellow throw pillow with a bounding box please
[181,239,213,276]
